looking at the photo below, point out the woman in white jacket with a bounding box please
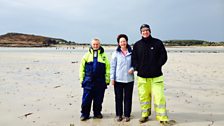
[110,34,134,122]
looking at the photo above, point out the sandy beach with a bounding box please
[0,46,224,126]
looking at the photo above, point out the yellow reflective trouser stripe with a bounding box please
[140,101,151,114]
[141,108,151,113]
[156,112,167,116]
[140,101,151,117]
[154,104,166,108]
[140,101,151,105]
[137,76,169,121]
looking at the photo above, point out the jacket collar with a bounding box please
[142,35,153,42]
[116,44,132,53]
[89,46,104,54]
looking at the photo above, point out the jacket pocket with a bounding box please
[82,76,92,88]
[153,76,164,84]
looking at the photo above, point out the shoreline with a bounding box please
[1,46,224,53]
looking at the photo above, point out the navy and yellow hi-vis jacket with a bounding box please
[79,46,110,89]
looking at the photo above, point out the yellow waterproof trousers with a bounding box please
[137,75,168,121]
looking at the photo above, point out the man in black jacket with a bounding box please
[132,24,170,125]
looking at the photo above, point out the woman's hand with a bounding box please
[111,80,115,86]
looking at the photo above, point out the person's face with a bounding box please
[141,28,151,38]
[119,37,127,49]
[91,40,100,50]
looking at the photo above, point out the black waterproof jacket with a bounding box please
[132,36,167,78]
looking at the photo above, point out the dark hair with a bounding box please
[116,34,131,52]
[140,24,151,32]
[117,34,128,43]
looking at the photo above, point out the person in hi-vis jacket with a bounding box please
[79,38,110,121]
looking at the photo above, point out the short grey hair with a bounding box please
[91,38,101,44]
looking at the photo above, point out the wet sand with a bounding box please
[0,46,224,126]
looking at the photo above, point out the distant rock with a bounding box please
[0,32,67,47]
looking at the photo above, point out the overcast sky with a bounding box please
[0,0,223,44]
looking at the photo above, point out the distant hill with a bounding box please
[0,32,223,47]
[0,33,67,47]
[163,40,224,46]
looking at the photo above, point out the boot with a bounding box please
[116,116,122,122]
[94,114,103,119]
[124,117,130,122]
[139,117,148,123]
[160,120,176,126]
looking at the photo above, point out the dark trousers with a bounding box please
[114,81,134,117]
[81,87,105,118]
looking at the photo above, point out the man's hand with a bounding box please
[128,69,134,74]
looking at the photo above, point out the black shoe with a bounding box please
[94,114,103,119]
[139,117,148,123]
[124,117,130,122]
[160,121,170,126]
[80,116,89,121]
[116,116,122,122]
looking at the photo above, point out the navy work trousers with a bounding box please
[81,86,105,118]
